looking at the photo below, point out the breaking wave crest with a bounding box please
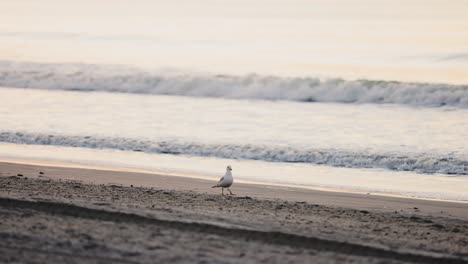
[1,131,467,175]
[1,61,467,107]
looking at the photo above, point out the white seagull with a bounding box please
[212,165,234,195]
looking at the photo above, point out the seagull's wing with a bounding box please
[212,176,224,188]
[217,177,224,185]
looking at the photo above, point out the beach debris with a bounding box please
[83,242,99,250]
[17,174,23,177]
[93,202,111,206]
[275,204,284,210]
[131,185,134,187]
[39,171,44,175]
[146,245,164,250]
[122,251,140,257]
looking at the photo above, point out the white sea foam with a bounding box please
[1,131,467,175]
[1,61,467,107]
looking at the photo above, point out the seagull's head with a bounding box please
[226,165,232,171]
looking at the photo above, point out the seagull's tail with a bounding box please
[211,185,218,188]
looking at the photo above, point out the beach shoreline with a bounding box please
[1,160,467,263]
[1,155,467,203]
[1,160,468,218]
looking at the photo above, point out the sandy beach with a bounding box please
[0,161,467,263]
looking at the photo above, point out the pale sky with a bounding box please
[1,0,467,83]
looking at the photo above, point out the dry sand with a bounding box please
[0,161,467,263]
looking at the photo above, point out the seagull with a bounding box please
[212,165,234,195]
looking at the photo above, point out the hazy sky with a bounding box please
[1,0,467,83]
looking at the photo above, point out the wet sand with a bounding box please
[0,161,467,263]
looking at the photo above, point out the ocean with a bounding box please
[0,62,467,200]
[0,0,467,200]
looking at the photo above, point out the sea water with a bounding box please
[0,83,467,201]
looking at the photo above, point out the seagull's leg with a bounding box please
[222,188,224,196]
[227,188,233,195]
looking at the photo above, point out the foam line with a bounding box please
[1,131,466,175]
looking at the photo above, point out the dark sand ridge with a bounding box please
[1,161,467,263]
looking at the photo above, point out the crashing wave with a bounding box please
[0,61,467,107]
